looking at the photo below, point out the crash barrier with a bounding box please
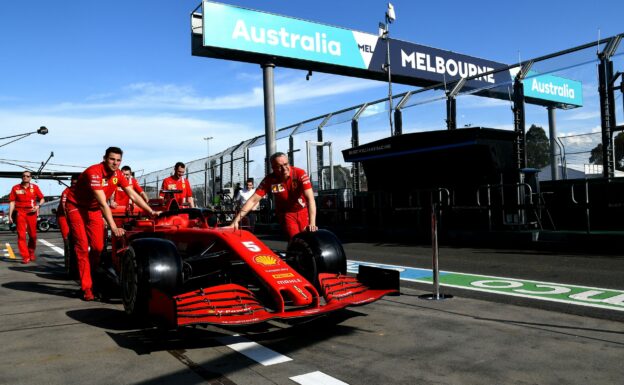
[540,177,624,233]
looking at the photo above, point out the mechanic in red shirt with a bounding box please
[56,174,78,242]
[110,165,149,209]
[229,152,317,240]
[159,162,195,208]
[8,171,45,263]
[66,147,159,301]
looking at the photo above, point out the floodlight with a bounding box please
[37,126,48,135]
[386,3,396,23]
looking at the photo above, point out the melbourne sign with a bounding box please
[199,1,506,90]
[197,1,582,107]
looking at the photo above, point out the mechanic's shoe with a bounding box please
[83,290,95,301]
[21,258,30,264]
[30,255,36,262]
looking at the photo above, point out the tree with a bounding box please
[322,165,353,190]
[589,132,624,170]
[526,124,550,169]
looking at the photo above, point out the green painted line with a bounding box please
[349,260,624,312]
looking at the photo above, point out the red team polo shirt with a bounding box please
[160,176,192,204]
[9,183,44,212]
[67,163,129,209]
[255,166,312,214]
[114,177,144,207]
[57,187,71,216]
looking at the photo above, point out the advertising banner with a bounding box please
[198,1,582,107]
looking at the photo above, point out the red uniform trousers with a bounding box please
[57,214,70,240]
[16,210,38,262]
[66,205,105,292]
[279,209,309,240]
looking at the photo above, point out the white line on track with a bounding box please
[290,371,349,385]
[215,335,292,366]
[38,239,64,255]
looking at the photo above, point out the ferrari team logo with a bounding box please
[292,180,298,189]
[254,255,279,266]
[112,177,118,184]
[271,184,285,193]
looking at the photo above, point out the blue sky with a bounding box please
[1,0,623,196]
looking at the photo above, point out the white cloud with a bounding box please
[0,111,255,195]
[10,74,383,114]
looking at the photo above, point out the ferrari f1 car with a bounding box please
[68,201,399,328]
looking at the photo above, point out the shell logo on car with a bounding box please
[254,255,279,266]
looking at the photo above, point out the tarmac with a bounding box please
[1,231,622,385]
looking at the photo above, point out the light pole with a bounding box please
[203,136,214,159]
[380,4,396,136]
[203,136,214,207]
[0,126,48,149]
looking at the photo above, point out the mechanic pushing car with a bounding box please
[8,171,45,264]
[229,152,317,240]
[109,165,149,209]
[57,174,78,242]
[66,147,159,301]
[160,161,195,208]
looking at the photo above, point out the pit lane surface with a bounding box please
[1,231,623,385]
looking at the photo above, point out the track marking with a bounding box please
[5,243,16,259]
[290,371,349,385]
[38,239,64,255]
[348,260,624,312]
[216,335,292,366]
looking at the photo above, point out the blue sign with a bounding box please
[202,2,375,69]
[198,1,582,107]
[200,1,506,89]
[523,72,583,107]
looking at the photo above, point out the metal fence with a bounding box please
[138,33,624,213]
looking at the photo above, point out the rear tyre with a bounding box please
[121,238,182,319]
[286,229,347,290]
[38,220,50,232]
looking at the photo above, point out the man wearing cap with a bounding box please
[8,171,45,263]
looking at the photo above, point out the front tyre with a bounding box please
[286,229,347,290]
[121,238,182,319]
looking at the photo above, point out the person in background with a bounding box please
[8,171,45,264]
[65,147,159,301]
[110,165,149,209]
[160,162,195,208]
[56,174,78,242]
[235,178,260,231]
[229,152,317,240]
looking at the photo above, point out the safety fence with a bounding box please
[137,33,624,235]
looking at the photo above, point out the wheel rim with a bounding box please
[121,250,138,312]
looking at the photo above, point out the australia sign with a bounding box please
[195,1,582,107]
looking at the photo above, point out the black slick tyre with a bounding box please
[121,238,182,319]
[287,229,347,290]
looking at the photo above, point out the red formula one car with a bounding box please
[67,200,399,328]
